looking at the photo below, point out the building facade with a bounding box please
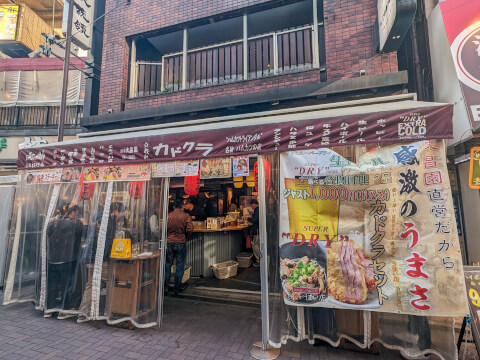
[82,0,414,131]
[0,57,85,181]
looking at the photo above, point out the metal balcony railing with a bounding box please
[0,105,83,127]
[131,25,316,97]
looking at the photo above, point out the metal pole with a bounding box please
[250,155,280,360]
[312,0,320,68]
[243,14,248,80]
[58,0,75,142]
[129,39,137,98]
[258,156,269,350]
[182,29,187,90]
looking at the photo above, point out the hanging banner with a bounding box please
[279,140,468,316]
[25,167,81,185]
[17,105,454,170]
[200,157,232,179]
[82,164,151,182]
[468,147,480,189]
[232,156,249,177]
[439,0,480,128]
[151,160,199,178]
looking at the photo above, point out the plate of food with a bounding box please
[326,240,380,309]
[281,256,327,304]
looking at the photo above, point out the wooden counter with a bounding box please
[109,251,160,320]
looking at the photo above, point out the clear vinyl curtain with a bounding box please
[263,149,458,360]
[102,179,168,327]
[0,185,15,288]
[3,173,55,305]
[3,174,169,328]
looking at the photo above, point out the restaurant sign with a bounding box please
[17,105,453,170]
[279,139,468,316]
[440,0,480,129]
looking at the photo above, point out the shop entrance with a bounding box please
[164,156,261,303]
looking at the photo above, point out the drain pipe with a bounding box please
[410,18,424,100]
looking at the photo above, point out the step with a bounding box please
[175,286,261,308]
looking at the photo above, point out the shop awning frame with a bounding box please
[17,94,454,170]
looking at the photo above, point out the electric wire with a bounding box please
[57,0,128,46]
[51,50,101,81]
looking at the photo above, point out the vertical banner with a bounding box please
[440,0,480,127]
[279,140,468,316]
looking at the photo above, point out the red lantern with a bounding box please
[129,181,145,199]
[184,169,201,196]
[254,160,271,192]
[78,172,94,199]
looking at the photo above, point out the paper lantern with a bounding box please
[78,172,94,199]
[233,176,244,189]
[184,169,201,196]
[129,181,144,199]
[254,160,271,192]
[245,173,255,188]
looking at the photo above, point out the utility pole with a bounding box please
[58,0,75,142]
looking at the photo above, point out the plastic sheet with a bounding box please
[3,174,168,328]
[0,70,84,106]
[3,174,55,305]
[263,147,459,360]
[0,185,15,287]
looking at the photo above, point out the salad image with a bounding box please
[281,256,326,303]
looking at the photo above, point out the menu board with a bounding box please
[25,167,81,185]
[279,140,468,316]
[200,157,232,179]
[152,160,199,178]
[82,164,151,182]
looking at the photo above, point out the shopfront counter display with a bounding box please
[109,251,160,320]
[187,225,248,276]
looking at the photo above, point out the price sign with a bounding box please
[464,267,480,333]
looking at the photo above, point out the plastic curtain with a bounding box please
[3,175,168,329]
[3,172,55,305]
[263,146,458,360]
[0,70,84,107]
[101,179,167,327]
[0,185,15,287]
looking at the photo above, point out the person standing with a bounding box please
[183,199,206,221]
[148,202,162,242]
[164,198,193,295]
[46,205,84,310]
[247,199,260,267]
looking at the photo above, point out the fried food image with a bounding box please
[281,256,326,302]
[327,240,376,304]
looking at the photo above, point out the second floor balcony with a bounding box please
[129,0,324,98]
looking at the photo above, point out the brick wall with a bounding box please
[99,0,398,115]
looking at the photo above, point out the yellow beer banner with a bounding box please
[279,140,468,316]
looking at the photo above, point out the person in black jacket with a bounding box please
[247,199,260,267]
[46,205,85,309]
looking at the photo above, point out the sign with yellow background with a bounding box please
[0,5,18,40]
[279,141,468,317]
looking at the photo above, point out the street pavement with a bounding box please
[0,294,469,360]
